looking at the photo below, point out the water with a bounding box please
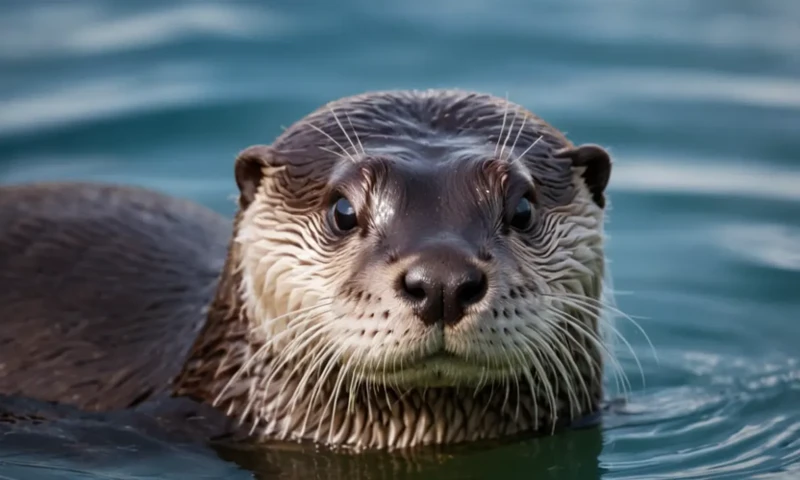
[1,0,799,478]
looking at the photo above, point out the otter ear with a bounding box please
[554,143,612,208]
[234,145,272,209]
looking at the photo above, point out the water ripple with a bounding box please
[0,3,289,59]
[0,0,798,478]
[611,160,800,203]
[0,65,212,136]
[716,224,800,272]
[603,354,800,479]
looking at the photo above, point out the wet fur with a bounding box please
[0,183,230,411]
[174,90,614,450]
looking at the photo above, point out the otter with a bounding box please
[0,89,613,452]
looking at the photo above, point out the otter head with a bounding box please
[192,89,612,449]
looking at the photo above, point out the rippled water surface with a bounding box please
[1,1,799,479]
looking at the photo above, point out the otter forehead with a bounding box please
[274,89,571,159]
[267,89,582,213]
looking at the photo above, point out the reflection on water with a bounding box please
[1,0,799,478]
[0,393,605,480]
[217,427,605,480]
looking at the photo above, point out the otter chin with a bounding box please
[0,88,614,452]
[359,351,525,389]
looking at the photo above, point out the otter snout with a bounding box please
[398,246,488,326]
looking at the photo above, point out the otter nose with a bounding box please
[399,248,488,326]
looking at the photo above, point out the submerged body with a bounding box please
[0,89,613,451]
[0,183,230,410]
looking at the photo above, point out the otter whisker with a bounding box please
[364,379,377,426]
[527,338,560,433]
[309,341,350,439]
[498,106,519,162]
[321,344,356,444]
[237,377,262,428]
[246,304,331,376]
[300,345,340,440]
[482,375,498,420]
[303,351,344,441]
[279,320,338,381]
[379,343,393,408]
[545,292,657,362]
[275,306,337,360]
[305,122,357,163]
[544,306,631,397]
[510,134,543,166]
[345,111,366,156]
[473,368,487,397]
[504,342,526,421]
[494,92,511,155]
[281,323,343,420]
[542,316,598,410]
[512,345,533,422]
[277,324,331,369]
[544,304,624,371]
[539,327,584,419]
[530,327,580,420]
[329,107,362,161]
[517,334,558,428]
[249,300,334,336]
[496,341,521,419]
[299,339,343,437]
[553,326,596,413]
[347,345,370,415]
[507,114,528,161]
[520,368,540,430]
[547,295,645,388]
[248,409,261,436]
[502,378,512,419]
[386,343,406,399]
[531,309,593,411]
[213,303,330,407]
[258,317,335,408]
[392,385,417,413]
[363,375,380,423]
[550,309,630,390]
[318,145,348,160]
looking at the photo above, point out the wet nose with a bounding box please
[398,247,488,326]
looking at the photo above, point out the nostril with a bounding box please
[405,284,427,301]
[401,270,428,302]
[456,271,488,307]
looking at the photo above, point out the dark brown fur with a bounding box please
[0,182,230,411]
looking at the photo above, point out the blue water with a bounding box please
[1,0,799,479]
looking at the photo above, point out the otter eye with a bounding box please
[330,197,358,233]
[509,197,534,230]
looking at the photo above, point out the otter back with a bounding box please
[0,182,231,411]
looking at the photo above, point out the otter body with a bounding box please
[0,183,230,411]
[0,89,613,451]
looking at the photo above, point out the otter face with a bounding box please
[233,90,611,406]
